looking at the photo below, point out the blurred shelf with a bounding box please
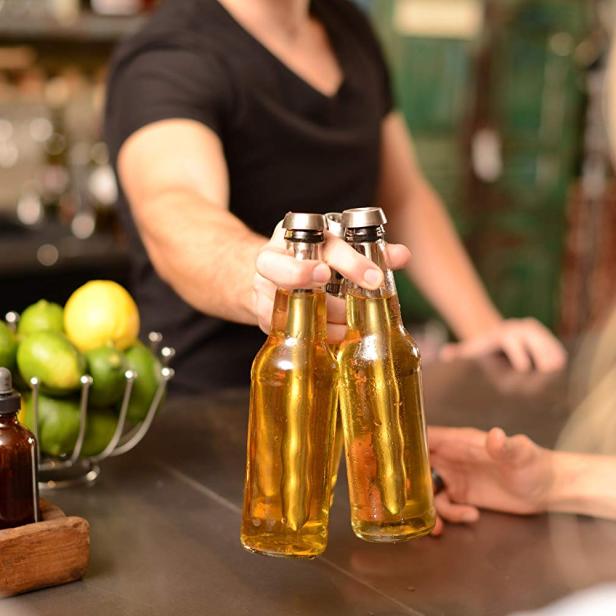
[0,12,146,44]
[0,221,129,276]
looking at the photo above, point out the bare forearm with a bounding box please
[388,184,502,339]
[547,452,616,520]
[134,189,266,325]
[378,113,502,339]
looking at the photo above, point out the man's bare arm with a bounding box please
[118,118,265,325]
[377,112,566,372]
[378,112,501,339]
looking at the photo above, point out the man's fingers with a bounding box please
[326,295,346,325]
[439,334,498,362]
[435,492,480,524]
[322,235,384,290]
[501,333,532,372]
[520,320,567,373]
[255,291,275,334]
[256,250,330,289]
[385,243,411,270]
[327,323,347,345]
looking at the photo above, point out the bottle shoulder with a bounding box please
[0,422,36,451]
[252,337,337,375]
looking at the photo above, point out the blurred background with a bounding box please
[0,0,614,341]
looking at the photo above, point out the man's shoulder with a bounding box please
[111,0,227,69]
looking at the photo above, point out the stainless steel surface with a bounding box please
[342,207,387,229]
[4,357,616,615]
[282,212,326,231]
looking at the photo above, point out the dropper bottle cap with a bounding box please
[0,368,21,415]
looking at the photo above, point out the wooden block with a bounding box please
[0,499,90,598]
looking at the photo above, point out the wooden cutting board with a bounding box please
[0,499,90,598]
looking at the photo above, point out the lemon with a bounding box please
[18,300,64,337]
[64,281,140,352]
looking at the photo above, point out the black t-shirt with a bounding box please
[105,0,394,393]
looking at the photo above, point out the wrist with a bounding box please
[456,308,503,342]
[544,452,599,517]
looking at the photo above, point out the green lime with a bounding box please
[17,331,85,395]
[0,321,17,372]
[123,343,161,423]
[86,346,127,408]
[18,300,64,337]
[23,394,81,457]
[82,409,118,457]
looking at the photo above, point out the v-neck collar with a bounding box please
[213,0,348,101]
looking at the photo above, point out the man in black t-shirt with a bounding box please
[105,0,566,393]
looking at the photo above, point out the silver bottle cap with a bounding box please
[342,207,387,229]
[282,212,326,232]
[325,212,345,239]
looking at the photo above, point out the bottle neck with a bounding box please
[0,413,19,428]
[345,237,403,333]
[270,239,328,340]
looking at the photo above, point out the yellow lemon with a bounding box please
[64,281,140,352]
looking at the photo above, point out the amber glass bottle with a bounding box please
[338,208,435,542]
[0,367,38,530]
[241,213,338,558]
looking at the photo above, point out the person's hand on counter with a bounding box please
[252,221,410,342]
[428,426,616,532]
[428,427,554,530]
[439,318,567,373]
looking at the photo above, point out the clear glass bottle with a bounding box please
[338,207,435,542]
[324,212,345,503]
[241,213,338,558]
[0,368,38,530]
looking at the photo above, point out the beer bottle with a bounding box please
[338,207,435,542]
[241,213,338,558]
[324,212,345,503]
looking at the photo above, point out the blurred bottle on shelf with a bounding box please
[87,0,151,15]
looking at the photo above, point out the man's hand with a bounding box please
[428,426,556,529]
[252,221,410,342]
[439,318,567,373]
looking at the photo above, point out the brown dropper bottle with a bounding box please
[0,367,39,530]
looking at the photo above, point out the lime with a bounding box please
[23,394,81,457]
[123,343,160,423]
[82,409,118,457]
[64,281,140,352]
[17,331,85,395]
[0,321,17,371]
[18,300,64,337]
[86,346,127,408]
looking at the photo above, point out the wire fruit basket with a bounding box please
[5,312,175,489]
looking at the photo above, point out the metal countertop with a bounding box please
[3,357,616,616]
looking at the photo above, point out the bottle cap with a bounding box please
[342,207,387,229]
[282,212,326,232]
[0,367,21,415]
[325,212,345,239]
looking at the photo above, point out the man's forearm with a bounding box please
[548,452,616,520]
[388,183,502,340]
[135,188,266,325]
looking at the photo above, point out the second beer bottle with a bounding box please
[241,213,338,558]
[338,207,436,542]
